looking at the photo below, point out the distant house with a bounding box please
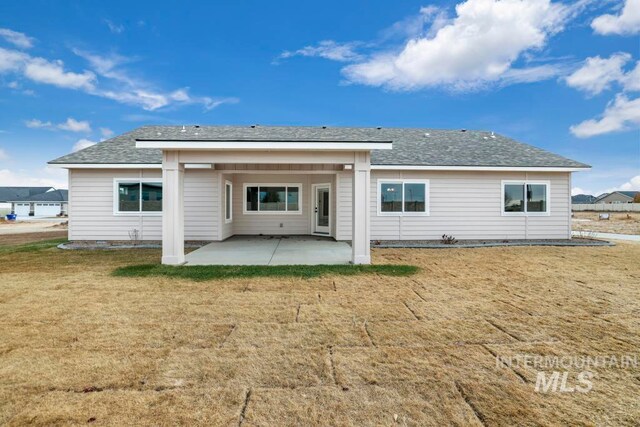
[0,187,68,217]
[594,191,639,204]
[571,194,596,203]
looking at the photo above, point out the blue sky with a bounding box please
[0,0,638,195]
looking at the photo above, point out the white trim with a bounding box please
[501,180,551,216]
[136,140,393,151]
[217,170,340,175]
[371,165,590,172]
[113,178,163,216]
[51,163,161,169]
[377,179,430,217]
[311,183,332,235]
[242,183,303,215]
[224,180,233,224]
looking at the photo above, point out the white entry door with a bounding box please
[312,184,331,235]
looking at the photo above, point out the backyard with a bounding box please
[0,236,639,425]
[572,211,640,235]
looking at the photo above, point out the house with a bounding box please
[48,125,590,264]
[594,191,639,204]
[8,189,69,217]
[0,186,54,203]
[571,194,596,204]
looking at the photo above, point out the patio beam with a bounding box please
[161,151,185,265]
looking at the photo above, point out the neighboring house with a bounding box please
[9,189,69,217]
[0,186,54,202]
[49,125,590,264]
[571,194,596,204]
[594,191,640,204]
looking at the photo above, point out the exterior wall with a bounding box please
[69,168,217,241]
[596,193,634,204]
[338,170,571,241]
[228,173,336,236]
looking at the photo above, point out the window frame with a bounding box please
[377,179,430,217]
[113,178,163,216]
[242,183,303,215]
[501,180,551,216]
[224,180,233,223]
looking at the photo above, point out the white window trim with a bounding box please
[377,179,430,216]
[501,180,551,217]
[242,183,303,215]
[224,180,233,223]
[113,178,163,216]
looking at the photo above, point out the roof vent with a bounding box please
[376,126,382,130]
[180,126,186,133]
[322,126,327,129]
[250,125,256,128]
[461,129,467,132]
[424,132,430,137]
[490,131,496,139]
[194,125,200,129]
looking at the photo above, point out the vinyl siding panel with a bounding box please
[69,168,217,241]
[337,170,571,241]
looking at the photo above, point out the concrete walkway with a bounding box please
[185,236,352,265]
[572,231,640,242]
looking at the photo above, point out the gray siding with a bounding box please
[69,168,217,241]
[338,170,571,241]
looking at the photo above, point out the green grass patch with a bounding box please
[113,263,419,281]
[0,238,67,254]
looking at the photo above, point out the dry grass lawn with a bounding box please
[573,211,640,235]
[0,237,639,426]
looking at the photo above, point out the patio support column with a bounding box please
[352,151,371,264]
[162,151,185,265]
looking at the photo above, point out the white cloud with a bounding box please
[570,94,640,137]
[72,138,97,152]
[0,148,8,161]
[73,49,238,110]
[25,119,53,129]
[57,118,91,133]
[571,187,590,196]
[0,31,236,112]
[565,53,631,95]
[279,40,364,62]
[25,117,91,132]
[592,0,640,35]
[100,127,114,138]
[0,28,34,49]
[23,57,95,90]
[104,20,124,34]
[599,175,640,195]
[622,61,640,91]
[342,0,585,91]
[0,168,67,189]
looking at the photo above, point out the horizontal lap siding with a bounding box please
[184,170,218,240]
[337,170,571,241]
[231,174,312,235]
[336,172,352,240]
[69,168,217,241]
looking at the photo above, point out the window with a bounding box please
[225,181,233,223]
[378,180,429,215]
[115,180,162,214]
[502,181,549,215]
[244,184,302,214]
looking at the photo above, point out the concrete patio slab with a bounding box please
[184,236,352,265]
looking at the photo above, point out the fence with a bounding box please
[572,203,640,212]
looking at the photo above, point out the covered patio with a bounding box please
[136,135,393,265]
[185,235,352,265]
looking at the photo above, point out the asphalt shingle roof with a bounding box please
[13,189,69,202]
[49,125,590,168]
[0,187,54,202]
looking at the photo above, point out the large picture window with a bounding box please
[502,181,550,215]
[378,180,429,216]
[115,180,162,214]
[244,184,302,214]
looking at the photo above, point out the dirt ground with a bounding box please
[572,211,640,235]
[0,241,638,426]
[0,220,68,236]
